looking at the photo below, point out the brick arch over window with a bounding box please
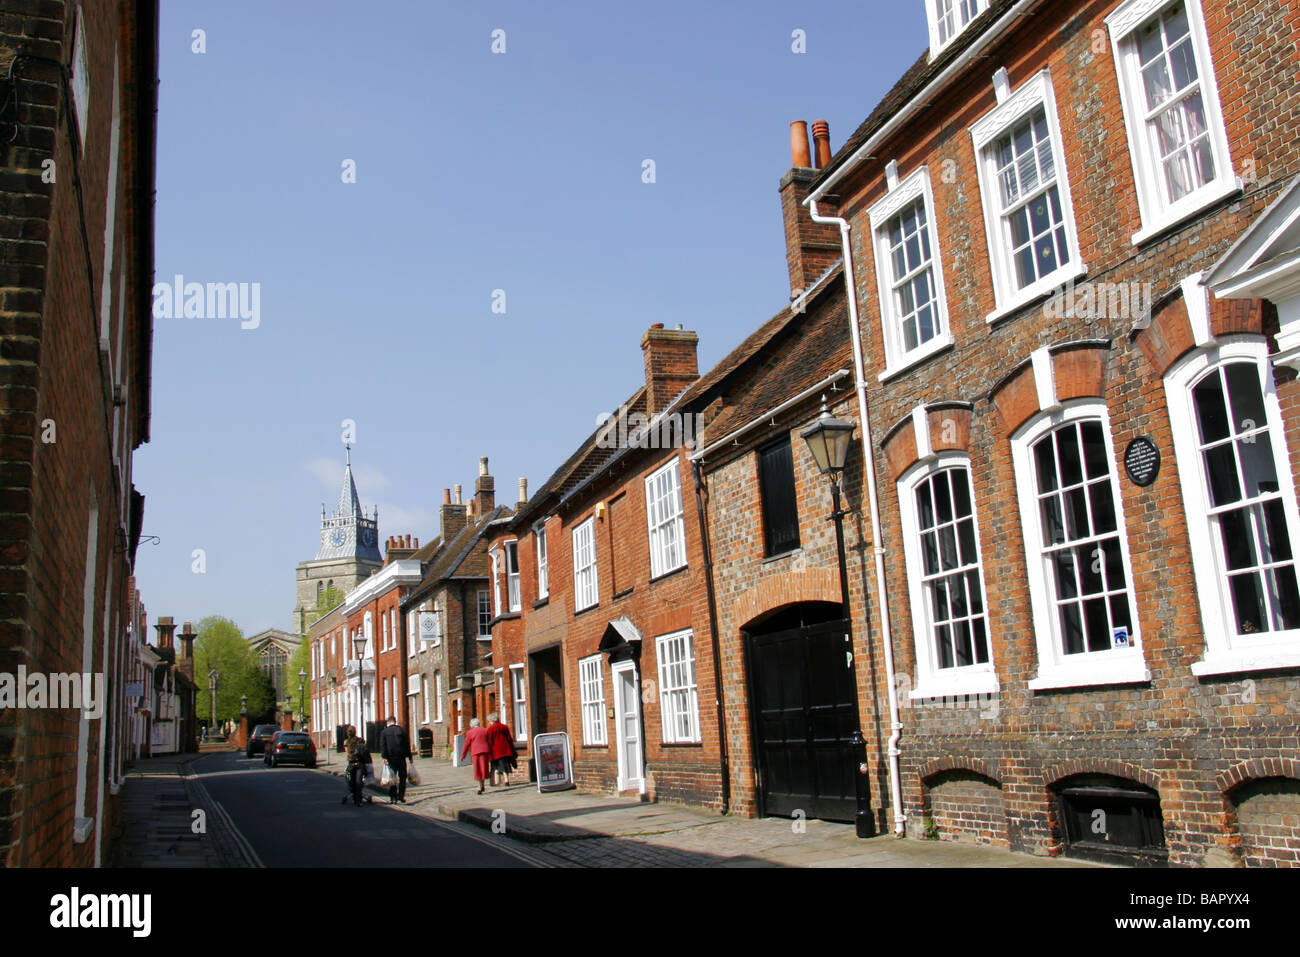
[989,342,1111,436]
[1043,759,1160,792]
[920,756,1001,784]
[1134,286,1267,378]
[1216,757,1300,794]
[732,568,840,629]
[880,402,974,483]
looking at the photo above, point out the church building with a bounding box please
[293,449,383,633]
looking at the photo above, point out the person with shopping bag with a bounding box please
[379,715,411,804]
[485,712,517,788]
[459,717,491,794]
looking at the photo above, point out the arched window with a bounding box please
[898,454,996,697]
[1011,401,1147,689]
[1165,340,1300,674]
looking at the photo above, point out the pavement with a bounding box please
[112,742,1100,867]
[319,749,1102,868]
[111,744,253,867]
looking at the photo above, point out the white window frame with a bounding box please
[407,610,418,656]
[505,539,521,612]
[579,654,608,746]
[868,165,954,377]
[509,664,528,743]
[897,454,998,698]
[1165,338,1300,675]
[381,610,389,651]
[656,629,700,744]
[477,589,493,640]
[1012,401,1149,690]
[1106,0,1238,245]
[645,461,687,578]
[927,0,989,58]
[535,523,549,599]
[969,69,1087,323]
[421,676,430,724]
[489,546,503,617]
[573,517,599,611]
[434,671,443,723]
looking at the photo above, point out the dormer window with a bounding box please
[928,0,987,57]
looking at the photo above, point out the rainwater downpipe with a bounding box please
[807,198,906,836]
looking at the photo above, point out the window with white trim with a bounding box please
[927,0,988,57]
[579,655,607,746]
[573,517,598,611]
[1012,403,1146,689]
[970,70,1084,320]
[1165,341,1300,674]
[381,611,389,651]
[407,610,418,656]
[646,461,687,578]
[505,540,521,612]
[656,630,700,744]
[535,524,549,599]
[489,546,503,616]
[477,590,492,639]
[898,456,997,696]
[1106,0,1237,242]
[434,671,443,723]
[868,166,953,374]
[509,665,528,743]
[421,676,430,724]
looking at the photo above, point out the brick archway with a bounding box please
[1217,757,1300,794]
[1042,759,1161,792]
[734,567,840,629]
[921,756,1001,784]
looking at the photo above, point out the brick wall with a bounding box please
[0,0,154,866]
[822,0,1300,864]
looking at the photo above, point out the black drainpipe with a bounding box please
[692,458,730,814]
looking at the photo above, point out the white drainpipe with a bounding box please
[808,198,906,836]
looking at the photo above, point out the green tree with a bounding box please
[193,616,275,723]
[285,638,311,721]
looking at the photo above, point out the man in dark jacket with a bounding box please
[379,716,411,804]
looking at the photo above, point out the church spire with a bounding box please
[338,444,362,518]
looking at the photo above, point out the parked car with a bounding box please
[265,730,317,768]
[245,724,278,758]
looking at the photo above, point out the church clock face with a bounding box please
[360,528,376,548]
[329,528,346,547]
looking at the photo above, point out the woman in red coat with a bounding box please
[485,712,517,788]
[460,717,491,794]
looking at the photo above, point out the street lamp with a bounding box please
[353,632,367,742]
[298,667,307,736]
[208,669,219,741]
[800,396,872,838]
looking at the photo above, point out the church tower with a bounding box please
[293,447,383,633]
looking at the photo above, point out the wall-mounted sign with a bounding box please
[534,732,574,792]
[419,611,440,643]
[1124,436,1160,487]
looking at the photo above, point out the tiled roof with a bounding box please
[402,506,510,607]
[700,280,852,443]
[812,0,1024,191]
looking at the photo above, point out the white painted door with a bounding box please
[612,663,644,792]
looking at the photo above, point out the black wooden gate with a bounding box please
[746,619,861,822]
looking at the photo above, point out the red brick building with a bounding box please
[795,0,1300,864]
[0,1,157,866]
[339,539,422,750]
[308,599,347,752]
[489,328,725,804]
[399,461,508,758]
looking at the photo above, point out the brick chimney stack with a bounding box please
[475,457,495,517]
[641,323,699,417]
[518,477,528,504]
[178,621,196,659]
[441,487,467,542]
[154,616,176,650]
[780,119,841,298]
[386,534,418,563]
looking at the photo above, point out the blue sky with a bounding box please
[133,0,929,635]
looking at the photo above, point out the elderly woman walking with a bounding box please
[485,712,517,788]
[460,717,491,794]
